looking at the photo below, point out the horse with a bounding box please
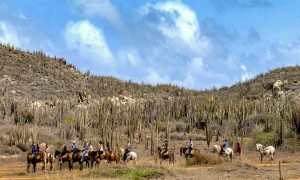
[88,151,99,168]
[256,143,275,163]
[100,150,120,164]
[213,145,234,161]
[27,151,47,173]
[179,147,188,157]
[54,150,73,171]
[120,148,137,165]
[71,148,86,171]
[157,147,175,165]
[180,147,200,159]
[46,154,55,171]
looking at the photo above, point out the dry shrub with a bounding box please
[211,161,257,173]
[186,152,220,166]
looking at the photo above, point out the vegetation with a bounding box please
[0,43,300,156]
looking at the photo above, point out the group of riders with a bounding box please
[30,138,243,164]
[219,139,242,156]
[31,140,132,162]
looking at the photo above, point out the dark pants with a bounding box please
[123,149,130,161]
[60,151,66,157]
[161,149,167,157]
[188,147,193,154]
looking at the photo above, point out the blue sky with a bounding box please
[1,0,300,90]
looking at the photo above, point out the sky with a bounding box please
[0,0,300,90]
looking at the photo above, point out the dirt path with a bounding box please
[1,151,300,180]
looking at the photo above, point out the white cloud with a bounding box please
[140,1,213,57]
[0,21,21,47]
[240,64,251,82]
[74,0,125,31]
[64,20,113,64]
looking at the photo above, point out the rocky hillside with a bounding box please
[1,43,300,155]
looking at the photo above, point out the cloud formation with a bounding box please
[64,20,113,66]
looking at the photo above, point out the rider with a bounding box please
[81,141,88,162]
[106,142,111,153]
[220,139,228,155]
[161,139,168,157]
[36,144,40,154]
[123,140,131,161]
[60,144,67,157]
[88,142,94,153]
[31,143,37,158]
[45,144,51,158]
[98,141,104,155]
[71,141,77,156]
[187,138,193,155]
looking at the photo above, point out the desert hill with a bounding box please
[1,43,300,156]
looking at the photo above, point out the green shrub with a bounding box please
[254,132,276,146]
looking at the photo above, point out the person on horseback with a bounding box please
[45,144,51,158]
[220,139,227,155]
[81,141,88,162]
[45,144,51,164]
[187,138,193,156]
[31,143,37,158]
[60,144,67,157]
[98,141,104,155]
[71,141,77,156]
[123,140,131,161]
[161,139,168,157]
[106,142,111,153]
[88,142,94,153]
[36,144,40,155]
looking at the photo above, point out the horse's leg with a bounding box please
[260,153,263,163]
[60,161,63,171]
[33,163,36,173]
[27,163,30,173]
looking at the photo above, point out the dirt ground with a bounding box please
[1,140,300,180]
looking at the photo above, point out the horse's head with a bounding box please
[213,145,220,153]
[256,143,263,151]
[54,150,61,158]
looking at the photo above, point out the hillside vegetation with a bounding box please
[1,43,300,155]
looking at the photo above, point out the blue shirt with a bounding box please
[32,147,37,153]
[223,141,227,148]
[72,143,77,149]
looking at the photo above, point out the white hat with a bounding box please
[73,141,76,143]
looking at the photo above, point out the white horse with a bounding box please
[213,145,234,161]
[256,143,275,163]
[120,148,137,165]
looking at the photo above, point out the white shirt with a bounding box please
[189,141,193,148]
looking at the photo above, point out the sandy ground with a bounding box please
[1,141,300,180]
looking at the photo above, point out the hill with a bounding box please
[1,43,300,156]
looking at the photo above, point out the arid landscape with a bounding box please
[1,43,300,180]
[1,139,300,180]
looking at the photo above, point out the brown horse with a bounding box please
[27,151,47,173]
[46,154,55,171]
[158,147,174,165]
[54,150,73,171]
[100,150,120,164]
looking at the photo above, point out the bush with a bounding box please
[253,132,276,146]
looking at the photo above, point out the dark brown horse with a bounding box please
[88,151,99,168]
[180,147,188,157]
[180,147,200,159]
[27,151,47,173]
[157,147,174,165]
[54,150,73,171]
[71,148,86,171]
